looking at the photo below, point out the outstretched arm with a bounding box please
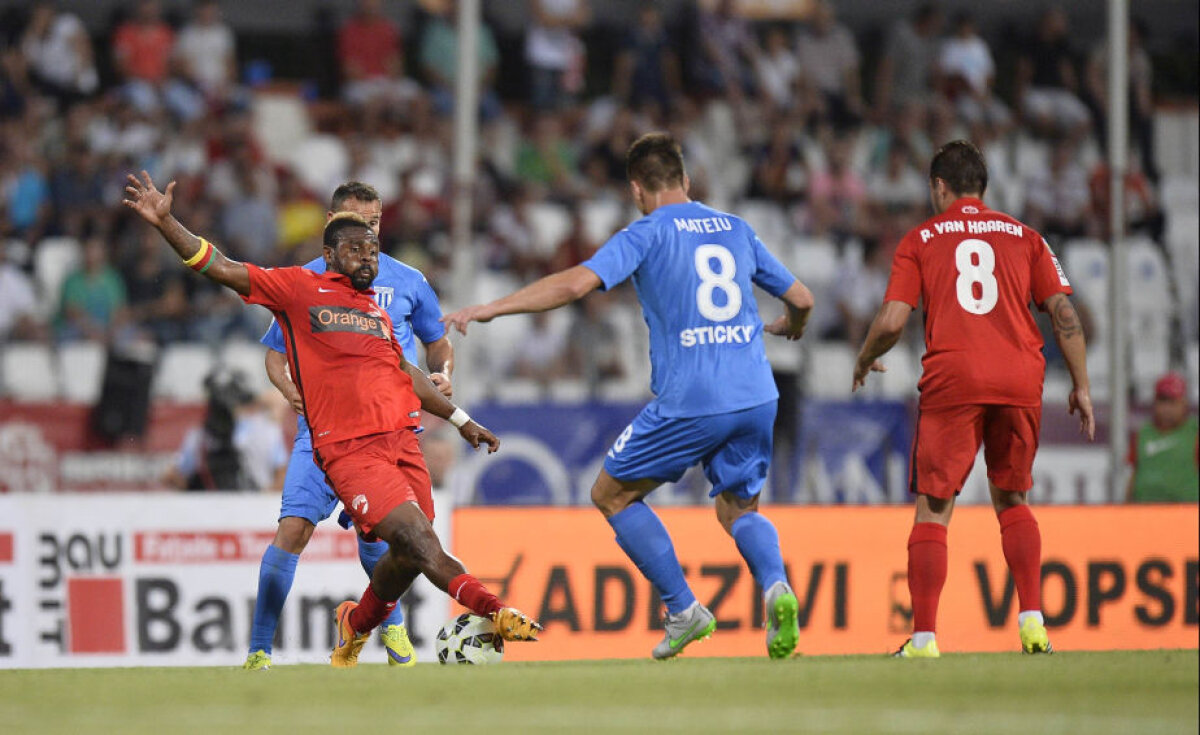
[442,265,602,335]
[122,171,251,296]
[853,300,913,391]
[764,279,815,341]
[1044,292,1095,440]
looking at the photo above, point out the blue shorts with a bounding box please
[279,443,340,526]
[603,400,776,499]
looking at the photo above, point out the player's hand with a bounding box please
[285,391,305,416]
[491,607,542,641]
[441,305,493,335]
[429,371,453,398]
[765,314,804,341]
[852,358,886,392]
[1068,386,1095,441]
[122,170,176,228]
[459,420,499,453]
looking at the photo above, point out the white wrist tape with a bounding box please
[448,407,471,428]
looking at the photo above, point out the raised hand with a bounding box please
[122,170,176,228]
[441,305,493,336]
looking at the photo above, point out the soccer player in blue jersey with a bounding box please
[444,133,815,659]
[244,182,454,670]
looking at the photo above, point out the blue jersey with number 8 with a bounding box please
[582,201,796,418]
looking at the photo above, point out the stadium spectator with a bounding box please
[19,2,98,110]
[754,26,801,114]
[809,134,866,240]
[874,3,943,118]
[444,132,816,661]
[939,12,1012,137]
[1023,139,1092,240]
[417,0,501,120]
[525,0,590,111]
[509,310,572,385]
[49,142,106,238]
[1017,7,1091,139]
[1126,372,1199,503]
[336,0,413,108]
[173,0,237,103]
[1,138,51,241]
[865,142,927,225]
[1084,17,1158,181]
[515,112,578,194]
[1088,152,1164,242]
[795,0,864,130]
[55,234,128,342]
[613,6,681,112]
[695,0,757,104]
[170,366,287,492]
[565,291,626,394]
[124,171,542,663]
[831,236,893,344]
[0,238,44,341]
[749,117,809,204]
[111,0,179,113]
[120,225,189,343]
[854,139,1094,658]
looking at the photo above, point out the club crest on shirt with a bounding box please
[373,286,394,310]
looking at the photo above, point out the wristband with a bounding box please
[183,238,217,273]
[448,407,471,428]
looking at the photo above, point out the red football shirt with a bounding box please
[240,265,421,454]
[884,197,1073,409]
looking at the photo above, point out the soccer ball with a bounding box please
[435,613,504,664]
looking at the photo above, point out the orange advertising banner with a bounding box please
[453,505,1199,660]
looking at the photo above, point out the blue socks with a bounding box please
[731,512,787,591]
[357,536,405,627]
[249,544,298,654]
[608,502,695,615]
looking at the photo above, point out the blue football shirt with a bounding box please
[260,253,446,448]
[582,201,796,418]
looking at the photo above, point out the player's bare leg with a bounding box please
[332,502,538,668]
[896,493,955,658]
[990,482,1051,653]
[592,470,714,659]
[716,492,798,659]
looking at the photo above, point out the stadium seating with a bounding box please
[738,199,793,249]
[877,342,920,398]
[252,90,314,167]
[580,199,626,244]
[217,340,273,396]
[1,342,59,401]
[525,202,573,258]
[57,341,106,403]
[32,237,82,317]
[289,133,348,197]
[804,341,857,398]
[152,343,215,401]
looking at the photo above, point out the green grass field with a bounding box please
[2,651,1196,734]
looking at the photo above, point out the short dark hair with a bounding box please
[929,139,988,196]
[626,132,685,193]
[323,211,375,249]
[329,181,381,211]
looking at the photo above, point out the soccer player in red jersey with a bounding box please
[123,171,541,665]
[852,140,1095,657]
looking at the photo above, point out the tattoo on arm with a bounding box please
[1049,295,1082,340]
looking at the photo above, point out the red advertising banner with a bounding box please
[453,505,1199,660]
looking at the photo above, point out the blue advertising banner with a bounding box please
[461,400,913,506]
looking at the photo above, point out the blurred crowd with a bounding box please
[0,0,1194,394]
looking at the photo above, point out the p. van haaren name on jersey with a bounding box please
[920,219,1024,242]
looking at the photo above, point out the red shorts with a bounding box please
[910,403,1041,499]
[319,430,434,535]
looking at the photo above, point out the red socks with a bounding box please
[907,522,948,633]
[349,584,396,634]
[999,504,1042,612]
[448,573,503,617]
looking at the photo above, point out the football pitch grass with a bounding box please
[3,650,1196,734]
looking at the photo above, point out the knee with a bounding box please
[992,490,1027,515]
[273,517,314,554]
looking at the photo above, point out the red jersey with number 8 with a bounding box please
[884,197,1072,409]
